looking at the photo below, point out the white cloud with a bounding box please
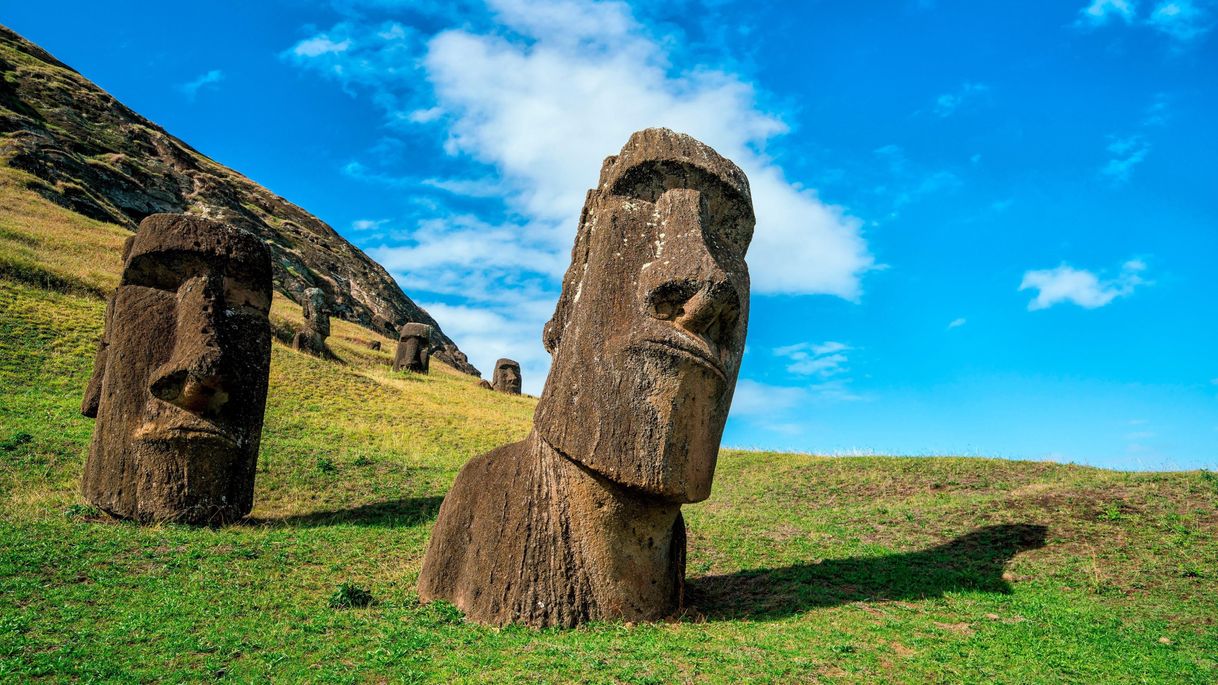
[1075,0,1214,44]
[1148,0,1213,42]
[730,379,808,417]
[292,35,352,57]
[351,218,388,231]
[178,69,224,99]
[1101,134,1151,183]
[289,0,874,299]
[1078,0,1139,25]
[948,317,967,329]
[774,341,852,377]
[933,82,990,117]
[284,0,880,388]
[1019,259,1148,310]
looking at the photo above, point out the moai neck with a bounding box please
[531,432,686,621]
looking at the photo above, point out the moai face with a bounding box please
[81,214,273,523]
[302,287,330,337]
[491,358,522,395]
[394,322,433,373]
[535,128,753,504]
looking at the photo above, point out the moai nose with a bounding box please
[642,189,742,351]
[148,275,231,416]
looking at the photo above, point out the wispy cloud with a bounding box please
[774,341,852,377]
[291,35,352,57]
[1075,0,1214,45]
[178,69,224,100]
[933,82,990,117]
[871,144,961,218]
[1077,0,1138,26]
[350,218,388,231]
[948,317,967,329]
[1019,258,1148,310]
[1148,0,1214,42]
[1101,134,1151,183]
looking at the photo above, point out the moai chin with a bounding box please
[291,287,330,356]
[80,213,273,524]
[418,128,753,627]
[393,322,433,373]
[491,358,522,395]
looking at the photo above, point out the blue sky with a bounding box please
[6,0,1216,470]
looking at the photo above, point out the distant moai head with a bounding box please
[81,214,273,524]
[291,287,330,356]
[393,322,433,373]
[302,287,330,337]
[535,128,754,503]
[477,379,493,390]
[491,358,522,395]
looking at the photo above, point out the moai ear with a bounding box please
[542,193,595,354]
[81,294,115,418]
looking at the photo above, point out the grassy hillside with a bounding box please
[1,182,1216,683]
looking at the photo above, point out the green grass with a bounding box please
[1,182,1216,682]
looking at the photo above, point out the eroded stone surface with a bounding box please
[291,287,330,356]
[491,358,522,395]
[393,322,433,373]
[418,128,753,627]
[80,213,273,524]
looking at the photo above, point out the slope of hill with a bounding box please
[1,242,1216,680]
[0,23,478,376]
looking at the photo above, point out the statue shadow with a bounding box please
[686,524,1047,621]
[247,496,444,528]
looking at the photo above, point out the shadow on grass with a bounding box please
[687,523,1047,620]
[248,496,444,528]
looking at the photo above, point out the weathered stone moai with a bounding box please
[393,322,433,373]
[80,214,273,524]
[291,287,330,356]
[418,128,753,627]
[491,358,522,395]
[368,340,382,351]
[477,379,493,390]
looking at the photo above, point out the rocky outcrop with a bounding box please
[0,23,478,375]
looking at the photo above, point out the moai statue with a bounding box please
[291,287,330,356]
[491,358,522,395]
[393,322,433,373]
[368,340,382,351]
[476,379,493,390]
[418,128,753,627]
[80,214,273,524]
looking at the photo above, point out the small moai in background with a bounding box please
[80,213,273,524]
[491,358,522,395]
[393,322,433,373]
[477,379,493,390]
[368,340,381,351]
[291,287,330,356]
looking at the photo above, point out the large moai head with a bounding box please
[393,322,433,373]
[302,287,330,337]
[491,358,522,395]
[81,214,273,524]
[534,128,753,504]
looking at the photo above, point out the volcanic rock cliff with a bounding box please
[0,23,478,375]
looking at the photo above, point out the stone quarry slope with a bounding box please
[0,23,478,376]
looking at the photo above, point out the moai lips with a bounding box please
[393,322,433,373]
[491,358,522,395]
[418,128,753,627]
[80,213,273,524]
